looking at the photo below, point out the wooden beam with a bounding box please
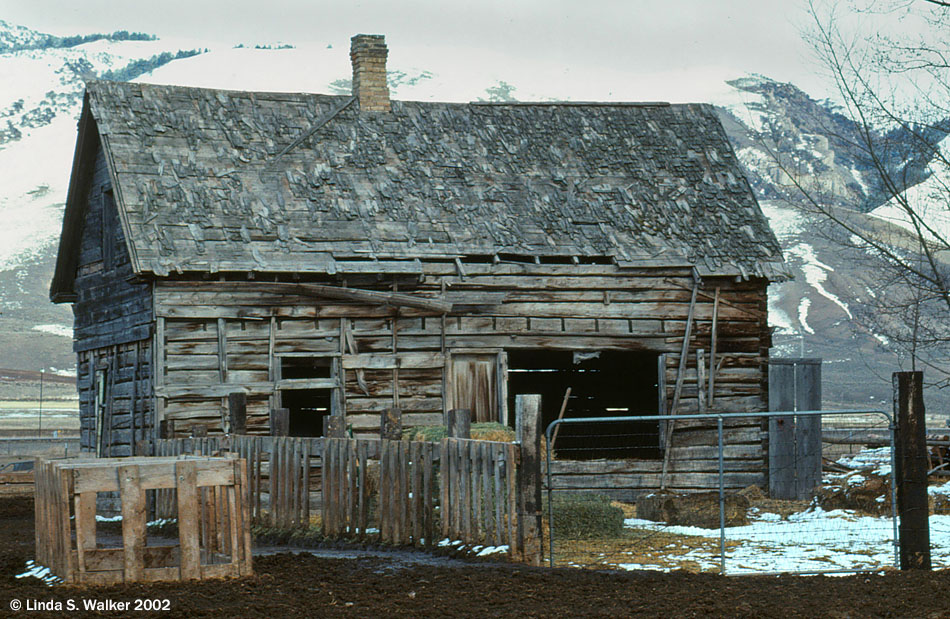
[257,282,452,314]
[660,278,700,490]
[709,287,720,407]
[549,387,572,451]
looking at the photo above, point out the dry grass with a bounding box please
[552,529,740,572]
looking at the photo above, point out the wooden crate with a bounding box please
[34,456,252,584]
[0,470,35,496]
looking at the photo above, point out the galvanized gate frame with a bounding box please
[544,409,897,574]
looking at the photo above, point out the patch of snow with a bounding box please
[33,324,72,338]
[846,474,867,487]
[851,167,870,197]
[837,447,891,470]
[929,481,950,496]
[476,545,508,557]
[759,200,805,241]
[869,135,950,243]
[785,242,853,320]
[0,116,75,270]
[15,559,60,585]
[797,297,814,335]
[95,514,122,523]
[622,505,912,574]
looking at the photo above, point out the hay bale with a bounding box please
[637,491,749,528]
[546,493,625,539]
[402,423,515,443]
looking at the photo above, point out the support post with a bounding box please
[270,408,289,437]
[381,407,402,440]
[228,392,247,435]
[447,408,472,439]
[768,361,795,499]
[894,371,931,570]
[324,415,346,438]
[515,394,542,566]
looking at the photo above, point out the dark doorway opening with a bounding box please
[506,350,660,460]
[280,357,332,437]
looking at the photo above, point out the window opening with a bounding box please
[506,349,660,460]
[280,357,332,437]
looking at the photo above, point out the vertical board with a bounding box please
[450,354,499,423]
[795,361,822,498]
[768,362,796,500]
[118,465,146,582]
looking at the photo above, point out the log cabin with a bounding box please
[50,34,788,495]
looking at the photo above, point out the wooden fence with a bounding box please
[441,438,520,556]
[154,436,318,528]
[322,438,439,547]
[150,433,531,561]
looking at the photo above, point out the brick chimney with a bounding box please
[350,34,390,112]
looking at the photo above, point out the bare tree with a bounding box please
[767,0,950,386]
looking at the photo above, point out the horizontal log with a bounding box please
[548,471,765,490]
[69,458,235,493]
[345,412,444,430]
[549,458,763,475]
[276,378,339,390]
[344,397,442,413]
[341,352,445,370]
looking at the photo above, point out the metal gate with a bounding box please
[545,409,898,575]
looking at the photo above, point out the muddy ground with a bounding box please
[2,497,950,618]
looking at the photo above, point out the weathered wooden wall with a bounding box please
[73,145,153,455]
[150,263,768,450]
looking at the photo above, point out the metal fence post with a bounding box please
[718,415,725,575]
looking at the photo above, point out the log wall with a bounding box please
[151,264,769,459]
[73,145,153,455]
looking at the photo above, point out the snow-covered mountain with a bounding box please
[0,20,945,411]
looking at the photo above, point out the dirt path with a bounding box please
[3,497,950,617]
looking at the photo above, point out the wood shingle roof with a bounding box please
[53,79,787,296]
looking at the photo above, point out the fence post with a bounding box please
[894,371,931,570]
[768,361,795,499]
[447,409,472,439]
[515,394,542,566]
[381,407,402,440]
[324,416,346,438]
[228,392,247,435]
[270,408,289,436]
[794,360,822,499]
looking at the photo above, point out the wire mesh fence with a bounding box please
[544,410,901,575]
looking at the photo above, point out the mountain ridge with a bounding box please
[0,20,944,413]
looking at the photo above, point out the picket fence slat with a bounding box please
[152,434,521,560]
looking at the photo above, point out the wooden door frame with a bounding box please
[446,349,508,425]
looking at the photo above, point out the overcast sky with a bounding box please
[2,0,838,99]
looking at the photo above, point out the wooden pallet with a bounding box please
[34,456,251,584]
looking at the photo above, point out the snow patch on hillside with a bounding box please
[0,116,75,270]
[759,200,804,241]
[785,242,853,320]
[33,324,72,338]
[798,297,814,334]
[870,135,950,242]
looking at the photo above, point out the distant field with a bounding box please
[0,400,79,431]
